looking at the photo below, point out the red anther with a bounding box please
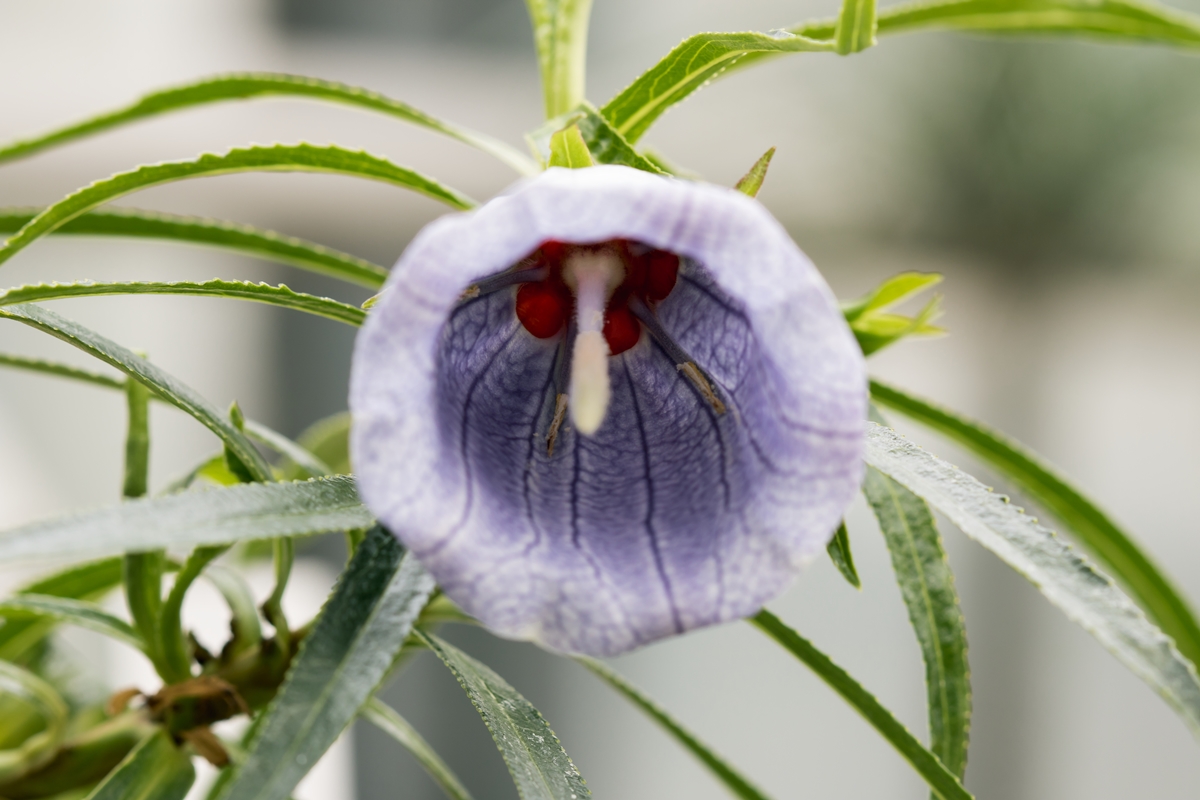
[516,281,570,338]
[603,304,641,355]
[539,240,568,267]
[645,251,679,302]
[614,240,647,294]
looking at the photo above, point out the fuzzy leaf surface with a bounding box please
[600,31,834,144]
[0,144,474,269]
[870,380,1200,672]
[0,73,536,175]
[752,610,971,800]
[419,631,590,800]
[863,466,970,782]
[0,280,365,327]
[0,476,369,562]
[0,207,389,289]
[864,423,1200,737]
[217,528,434,800]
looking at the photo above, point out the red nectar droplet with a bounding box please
[645,251,679,302]
[603,305,641,355]
[516,282,570,338]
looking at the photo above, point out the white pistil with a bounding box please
[563,250,624,436]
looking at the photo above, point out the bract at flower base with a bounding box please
[350,166,866,656]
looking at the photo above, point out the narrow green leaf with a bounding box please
[599,32,835,145]
[0,661,69,782]
[0,143,475,269]
[780,0,1200,54]
[870,379,1200,672]
[826,521,862,589]
[83,730,194,800]
[0,207,389,290]
[873,0,1200,43]
[0,280,366,328]
[217,527,435,800]
[547,124,595,169]
[863,465,970,783]
[751,610,972,800]
[523,0,595,118]
[733,147,775,198]
[0,351,123,389]
[0,476,370,562]
[0,304,271,482]
[0,558,123,661]
[362,698,474,800]
[528,103,666,174]
[422,633,590,796]
[418,631,590,800]
[864,422,1200,737]
[0,72,537,176]
[0,595,143,651]
[575,657,769,800]
[627,1,1200,147]
[835,0,879,53]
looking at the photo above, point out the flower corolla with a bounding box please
[350,165,865,656]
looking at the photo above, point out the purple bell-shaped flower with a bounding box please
[350,165,866,656]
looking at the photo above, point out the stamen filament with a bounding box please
[564,251,624,435]
[459,265,549,302]
[628,297,726,415]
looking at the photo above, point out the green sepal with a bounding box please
[527,103,666,174]
[223,403,258,486]
[826,521,861,589]
[842,272,944,356]
[548,124,596,169]
[734,147,776,198]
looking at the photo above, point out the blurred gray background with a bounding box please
[2,0,1200,797]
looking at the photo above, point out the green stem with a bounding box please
[750,610,972,800]
[121,376,169,676]
[262,538,294,657]
[159,546,230,683]
[122,378,150,499]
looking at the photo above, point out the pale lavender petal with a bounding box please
[350,165,866,656]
